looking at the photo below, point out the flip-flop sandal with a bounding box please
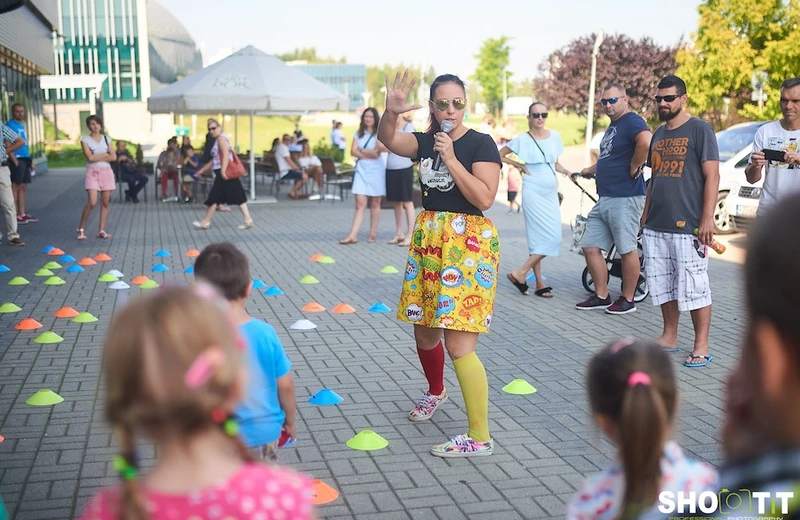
[339,237,357,245]
[77,228,87,241]
[662,346,681,353]
[506,273,529,295]
[97,230,111,239]
[534,286,553,298]
[683,354,713,368]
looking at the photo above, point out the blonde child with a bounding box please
[80,286,314,520]
[194,242,297,461]
[566,339,718,520]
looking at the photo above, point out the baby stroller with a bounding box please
[569,175,649,303]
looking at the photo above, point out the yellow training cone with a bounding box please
[502,379,538,395]
[8,277,29,286]
[346,430,389,451]
[34,331,65,344]
[380,265,399,274]
[299,275,319,285]
[25,389,64,406]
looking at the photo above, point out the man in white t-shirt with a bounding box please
[274,134,308,199]
[331,122,347,162]
[746,77,800,216]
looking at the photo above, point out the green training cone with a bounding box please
[317,256,336,264]
[34,331,65,344]
[72,312,98,323]
[380,265,399,274]
[299,275,320,285]
[346,430,389,451]
[42,261,62,270]
[44,276,66,286]
[34,269,55,277]
[502,379,538,395]
[97,273,119,282]
[25,389,64,406]
[0,303,22,313]
[8,277,29,286]
[139,280,160,289]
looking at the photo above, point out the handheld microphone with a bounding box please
[432,120,454,171]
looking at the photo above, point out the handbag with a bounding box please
[222,136,246,179]
[527,133,564,206]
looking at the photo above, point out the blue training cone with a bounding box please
[42,246,55,253]
[154,250,171,257]
[0,264,9,273]
[66,265,84,273]
[308,389,343,406]
[252,279,267,289]
[264,286,284,296]
[368,302,391,313]
[58,255,76,263]
[184,265,194,274]
[526,273,546,282]
[151,264,170,273]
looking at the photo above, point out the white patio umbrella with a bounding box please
[147,45,349,200]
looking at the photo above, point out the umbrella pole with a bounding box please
[250,112,256,201]
[234,113,239,152]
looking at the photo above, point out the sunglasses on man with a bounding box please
[655,95,681,103]
[600,97,620,106]
[528,112,548,119]
[432,98,466,111]
[208,125,219,131]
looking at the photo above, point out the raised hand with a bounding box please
[384,70,423,116]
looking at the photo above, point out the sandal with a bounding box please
[97,230,111,239]
[506,273,529,295]
[388,236,404,245]
[193,220,210,230]
[398,239,411,247]
[77,228,87,241]
[368,235,377,244]
[339,237,357,245]
[217,205,231,212]
[684,353,713,368]
[238,220,254,230]
[534,286,554,298]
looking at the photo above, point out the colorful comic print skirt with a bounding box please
[397,211,500,333]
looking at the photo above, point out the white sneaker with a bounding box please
[409,390,447,422]
[431,434,494,458]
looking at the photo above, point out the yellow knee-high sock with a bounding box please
[453,352,490,442]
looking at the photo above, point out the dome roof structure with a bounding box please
[147,0,203,92]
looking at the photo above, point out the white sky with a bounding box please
[158,0,701,80]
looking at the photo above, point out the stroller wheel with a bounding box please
[633,274,649,302]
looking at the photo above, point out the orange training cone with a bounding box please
[47,248,65,256]
[309,253,324,262]
[302,302,326,312]
[15,318,43,330]
[310,479,340,505]
[131,275,150,285]
[54,307,80,318]
[94,253,112,262]
[186,249,201,257]
[78,257,97,266]
[332,303,356,314]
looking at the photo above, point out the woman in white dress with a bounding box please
[340,107,388,244]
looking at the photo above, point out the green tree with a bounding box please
[472,36,512,117]
[276,47,345,64]
[676,0,793,126]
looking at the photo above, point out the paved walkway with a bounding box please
[0,168,743,519]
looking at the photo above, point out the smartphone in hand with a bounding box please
[763,149,787,162]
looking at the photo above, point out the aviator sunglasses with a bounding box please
[432,98,467,111]
[600,97,619,106]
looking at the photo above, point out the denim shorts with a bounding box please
[581,196,645,254]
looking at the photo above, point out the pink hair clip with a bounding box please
[627,371,651,387]
[609,338,635,354]
[184,346,225,388]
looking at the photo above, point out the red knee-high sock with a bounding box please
[417,340,445,395]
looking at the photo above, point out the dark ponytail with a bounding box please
[586,340,677,519]
[116,421,149,520]
[426,74,466,134]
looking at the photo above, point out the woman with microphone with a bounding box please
[378,71,502,458]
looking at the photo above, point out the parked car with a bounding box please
[723,177,763,233]
[712,121,766,234]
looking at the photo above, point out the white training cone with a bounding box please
[290,319,317,330]
[109,281,131,290]
[107,269,124,278]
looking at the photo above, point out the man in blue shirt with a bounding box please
[574,82,652,315]
[6,104,37,224]
[0,121,25,246]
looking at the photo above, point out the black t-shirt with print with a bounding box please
[413,129,502,216]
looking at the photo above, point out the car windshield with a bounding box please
[716,123,762,162]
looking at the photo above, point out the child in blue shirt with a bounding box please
[194,242,296,461]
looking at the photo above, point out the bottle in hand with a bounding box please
[693,228,726,254]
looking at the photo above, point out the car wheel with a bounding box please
[714,191,733,235]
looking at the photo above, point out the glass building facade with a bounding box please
[50,0,146,102]
[293,63,366,110]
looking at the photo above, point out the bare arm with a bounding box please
[641,178,653,228]
[350,138,380,159]
[5,136,23,155]
[377,111,418,158]
[277,374,296,439]
[218,137,230,179]
[630,130,652,177]
[499,145,528,174]
[447,158,501,211]
[554,160,571,176]
[697,160,720,245]
[81,140,114,162]
[105,140,116,162]
[745,151,765,184]
[580,162,597,177]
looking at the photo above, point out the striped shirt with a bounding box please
[0,124,20,163]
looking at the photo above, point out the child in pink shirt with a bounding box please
[80,285,316,520]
